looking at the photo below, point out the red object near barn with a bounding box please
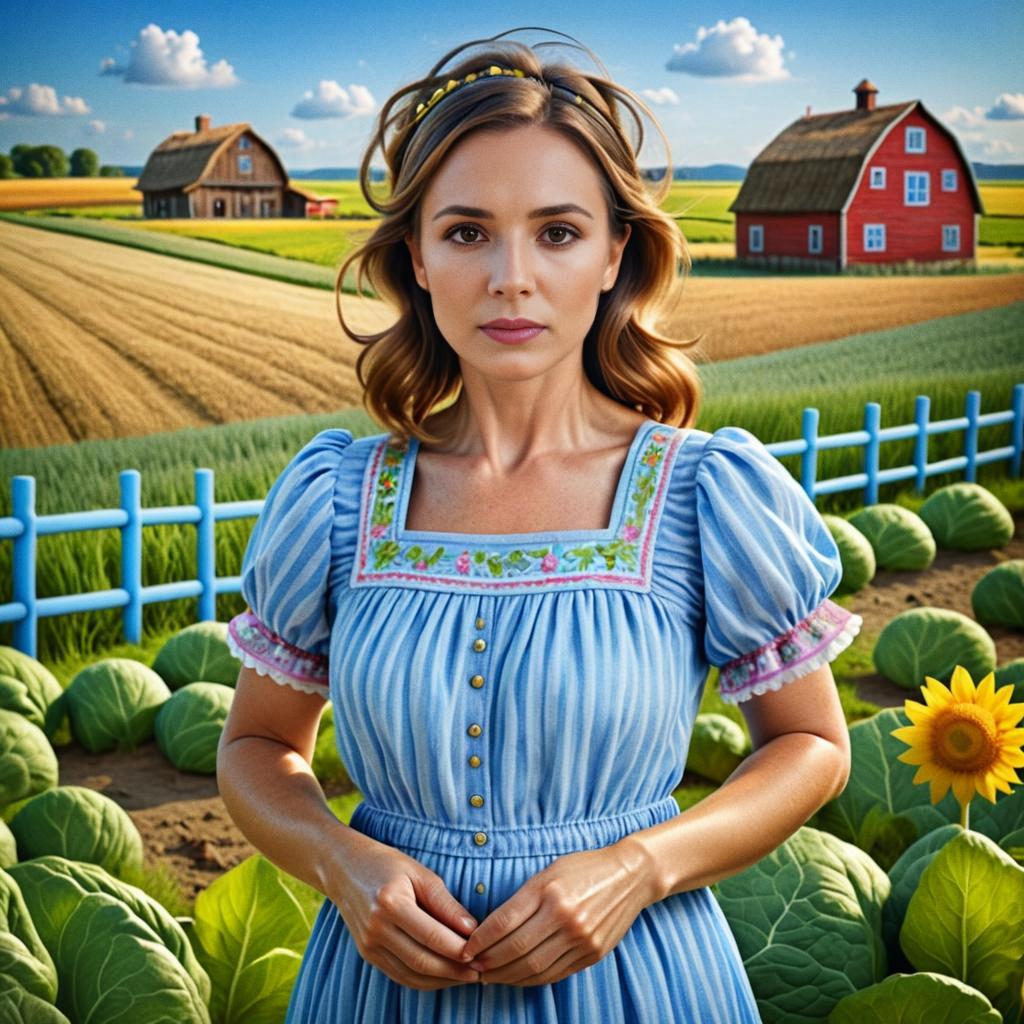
[729,80,984,271]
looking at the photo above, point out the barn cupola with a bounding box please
[853,79,878,112]
[194,114,211,133]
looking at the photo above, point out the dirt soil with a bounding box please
[54,514,1023,909]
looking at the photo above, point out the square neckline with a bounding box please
[394,417,658,544]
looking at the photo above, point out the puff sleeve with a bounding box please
[696,425,863,705]
[226,428,354,700]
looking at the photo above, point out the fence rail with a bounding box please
[2,383,1022,659]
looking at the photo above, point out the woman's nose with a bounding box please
[488,237,534,294]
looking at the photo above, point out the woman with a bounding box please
[218,27,862,1022]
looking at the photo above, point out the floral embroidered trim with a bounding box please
[718,598,863,704]
[227,609,329,694]
[353,424,686,590]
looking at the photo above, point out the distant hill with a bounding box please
[114,162,1022,183]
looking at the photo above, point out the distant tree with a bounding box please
[70,148,100,176]
[98,165,126,177]
[16,145,69,177]
[0,154,13,179]
[9,144,34,175]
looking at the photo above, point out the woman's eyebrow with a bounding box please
[432,203,593,221]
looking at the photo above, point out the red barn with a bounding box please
[729,80,984,271]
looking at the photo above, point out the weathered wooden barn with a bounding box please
[134,114,319,218]
[729,81,984,270]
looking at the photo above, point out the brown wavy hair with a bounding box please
[335,26,704,444]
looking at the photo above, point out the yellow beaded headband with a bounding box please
[412,64,590,125]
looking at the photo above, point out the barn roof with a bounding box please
[728,100,984,215]
[134,120,289,193]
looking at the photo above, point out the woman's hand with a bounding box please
[325,830,482,990]
[458,842,658,987]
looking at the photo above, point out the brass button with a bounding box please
[468,754,481,768]
[467,723,482,737]
[475,882,486,894]
[469,794,484,807]
[473,831,488,846]
[473,638,487,652]
[470,674,484,688]
[475,617,486,630]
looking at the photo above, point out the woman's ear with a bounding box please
[601,223,632,293]
[405,230,429,292]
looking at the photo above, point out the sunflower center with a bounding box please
[933,703,1000,773]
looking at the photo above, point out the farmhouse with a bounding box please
[729,80,984,270]
[134,114,323,218]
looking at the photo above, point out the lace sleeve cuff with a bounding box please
[227,610,330,700]
[717,598,863,705]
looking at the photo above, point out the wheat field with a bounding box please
[2,217,1022,449]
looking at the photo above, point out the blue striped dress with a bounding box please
[227,418,862,1023]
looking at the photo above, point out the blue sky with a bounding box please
[2,1,1021,171]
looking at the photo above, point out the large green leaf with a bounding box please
[0,867,56,1003]
[829,970,1003,1022]
[54,891,210,1022]
[715,825,890,1023]
[7,855,210,1008]
[192,854,321,1024]
[901,829,1024,1024]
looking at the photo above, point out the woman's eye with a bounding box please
[443,224,580,247]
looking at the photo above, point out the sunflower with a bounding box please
[891,665,1024,827]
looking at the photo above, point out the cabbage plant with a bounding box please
[9,785,144,879]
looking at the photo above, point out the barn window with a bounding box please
[905,171,929,206]
[864,224,886,251]
[905,126,926,153]
[941,169,957,191]
[808,225,823,254]
[870,167,886,189]
[239,136,251,150]
[942,225,960,252]
[748,224,764,252]
[238,155,252,174]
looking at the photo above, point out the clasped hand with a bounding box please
[331,831,656,991]
[459,842,655,987]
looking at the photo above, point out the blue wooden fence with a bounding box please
[2,384,1022,660]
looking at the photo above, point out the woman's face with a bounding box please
[405,123,631,377]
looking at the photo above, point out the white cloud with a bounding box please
[986,92,1024,120]
[943,104,987,128]
[99,23,238,88]
[291,80,375,119]
[122,129,134,140]
[982,138,1016,156]
[0,83,91,117]
[88,119,106,134]
[277,127,317,151]
[666,17,789,82]
[640,87,680,106]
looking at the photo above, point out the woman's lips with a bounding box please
[480,325,545,344]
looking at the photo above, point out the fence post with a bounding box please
[864,402,881,506]
[1012,382,1023,479]
[913,394,930,495]
[120,469,142,646]
[964,389,980,484]
[11,476,37,659]
[800,406,820,501]
[196,468,216,623]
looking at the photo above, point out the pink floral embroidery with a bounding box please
[355,424,683,587]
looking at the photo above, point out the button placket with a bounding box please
[467,611,490,870]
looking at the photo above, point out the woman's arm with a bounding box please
[613,664,852,903]
[216,666,373,896]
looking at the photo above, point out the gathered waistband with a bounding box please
[346,795,681,859]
